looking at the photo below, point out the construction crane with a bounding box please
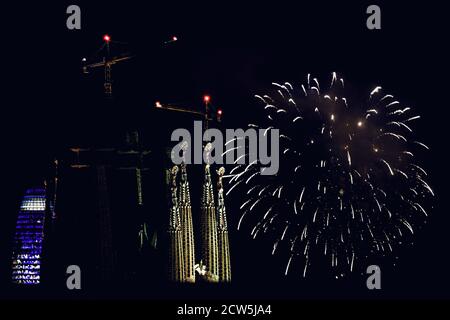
[82,34,133,96]
[116,131,151,206]
[154,97,223,129]
[82,34,179,97]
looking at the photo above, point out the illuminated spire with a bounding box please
[200,143,219,282]
[216,167,231,282]
[168,166,185,282]
[179,161,196,283]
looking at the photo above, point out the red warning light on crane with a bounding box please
[217,108,223,122]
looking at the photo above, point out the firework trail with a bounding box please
[226,73,434,277]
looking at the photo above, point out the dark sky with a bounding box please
[1,1,449,299]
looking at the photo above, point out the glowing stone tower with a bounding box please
[167,143,231,284]
[200,163,219,282]
[179,163,196,283]
[216,167,231,282]
[11,187,47,285]
[168,166,185,282]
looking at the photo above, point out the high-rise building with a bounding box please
[216,167,231,282]
[11,187,47,285]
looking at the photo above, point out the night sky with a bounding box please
[1,1,449,299]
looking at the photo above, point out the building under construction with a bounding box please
[8,34,231,290]
[167,149,231,283]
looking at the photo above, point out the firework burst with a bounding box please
[226,73,434,277]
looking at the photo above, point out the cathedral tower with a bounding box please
[178,162,196,283]
[200,163,219,282]
[216,167,231,282]
[168,166,185,282]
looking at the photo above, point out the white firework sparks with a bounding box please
[226,73,434,278]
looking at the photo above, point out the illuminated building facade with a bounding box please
[168,161,231,283]
[11,187,47,285]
